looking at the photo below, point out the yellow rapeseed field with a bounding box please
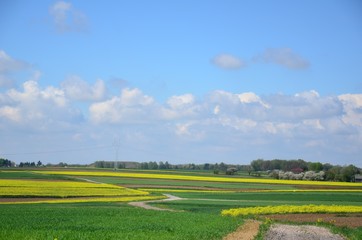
[221,204,362,216]
[34,170,362,187]
[0,179,148,198]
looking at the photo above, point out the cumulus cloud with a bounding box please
[161,94,201,120]
[61,76,106,101]
[167,94,195,109]
[0,50,29,88]
[1,78,361,165]
[89,88,155,124]
[338,93,362,127]
[49,1,88,33]
[0,80,82,129]
[255,48,310,69]
[212,54,246,70]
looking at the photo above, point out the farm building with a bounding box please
[354,175,362,182]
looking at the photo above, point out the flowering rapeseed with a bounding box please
[221,204,362,216]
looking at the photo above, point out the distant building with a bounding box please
[354,175,362,183]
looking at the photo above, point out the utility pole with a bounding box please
[113,137,121,170]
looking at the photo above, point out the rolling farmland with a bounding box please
[1,168,362,239]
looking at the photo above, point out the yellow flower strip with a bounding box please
[0,195,165,204]
[137,188,236,193]
[221,205,362,216]
[0,179,148,197]
[33,171,362,187]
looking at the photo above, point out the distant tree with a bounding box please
[325,166,342,181]
[0,158,12,167]
[37,161,42,167]
[203,163,210,170]
[341,165,359,182]
[149,161,158,170]
[219,162,227,172]
[226,168,237,175]
[158,161,165,169]
[250,159,263,172]
[308,162,323,172]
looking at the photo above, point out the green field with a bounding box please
[0,203,242,240]
[1,168,362,239]
[84,176,296,190]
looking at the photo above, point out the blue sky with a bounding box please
[0,0,361,166]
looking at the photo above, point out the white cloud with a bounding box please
[0,106,21,122]
[167,94,194,109]
[0,50,29,88]
[1,80,361,166]
[338,93,362,127]
[0,50,28,73]
[213,105,220,115]
[89,88,155,124]
[256,48,310,69]
[49,1,88,33]
[61,76,106,101]
[0,80,81,128]
[161,94,200,120]
[238,92,270,108]
[120,88,154,106]
[212,54,245,70]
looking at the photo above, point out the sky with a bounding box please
[0,0,361,166]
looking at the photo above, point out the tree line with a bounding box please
[18,161,43,167]
[0,158,15,167]
[2,156,360,182]
[251,159,360,182]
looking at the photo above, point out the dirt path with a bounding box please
[265,224,346,240]
[223,220,261,240]
[128,194,183,211]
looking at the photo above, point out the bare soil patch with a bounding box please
[265,213,362,228]
[223,220,261,240]
[265,224,346,240]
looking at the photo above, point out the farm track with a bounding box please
[128,194,183,211]
[223,220,261,240]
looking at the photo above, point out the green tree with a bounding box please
[308,162,323,172]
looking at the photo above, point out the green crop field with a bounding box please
[1,168,362,239]
[0,203,242,240]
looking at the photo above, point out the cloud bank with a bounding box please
[0,50,360,165]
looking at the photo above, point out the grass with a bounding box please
[158,191,362,204]
[83,176,296,190]
[0,170,79,181]
[0,203,243,240]
[34,170,362,187]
